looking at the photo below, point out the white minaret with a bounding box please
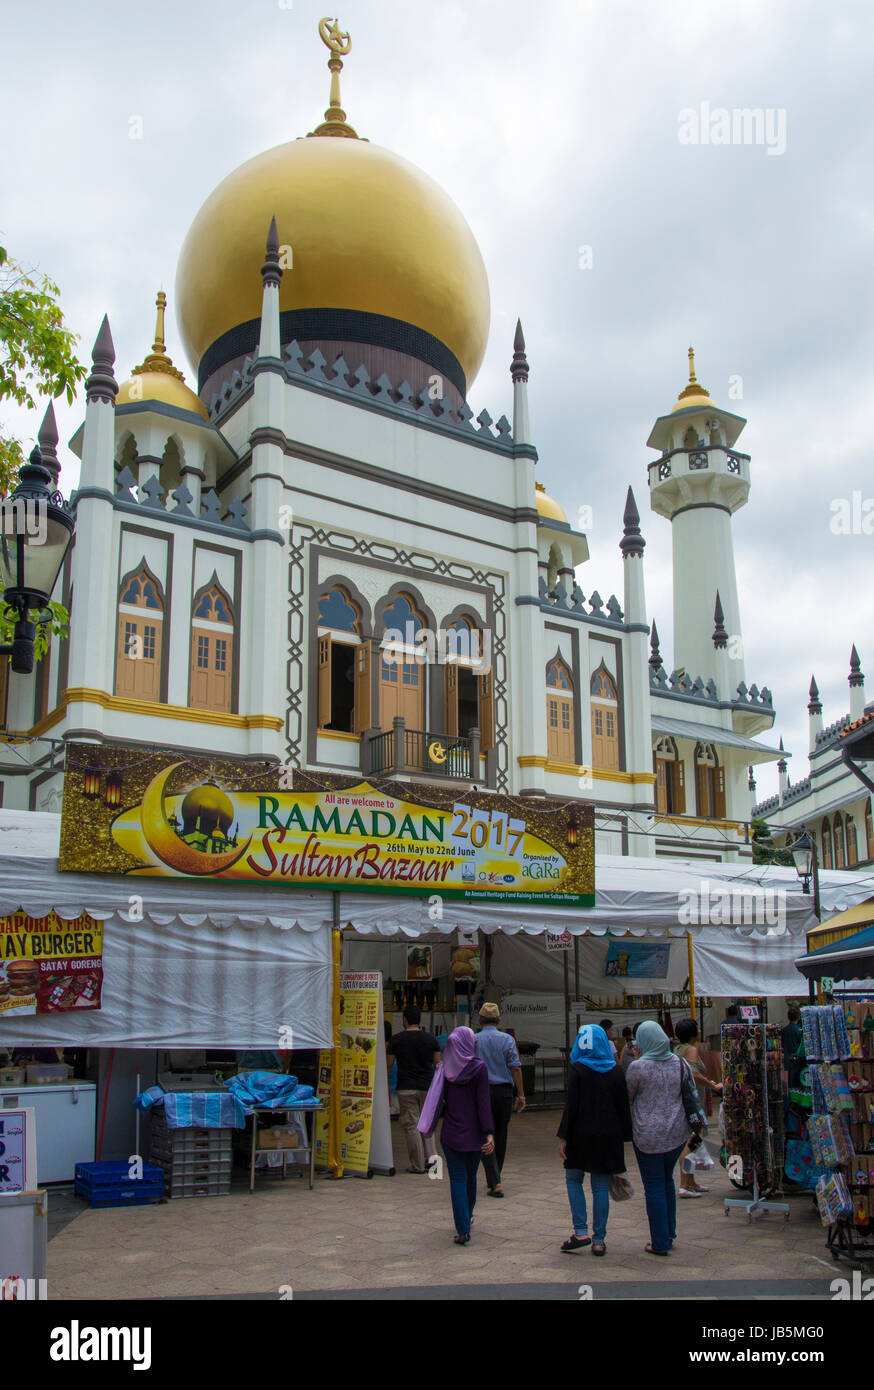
[620,487,655,857]
[647,349,749,690]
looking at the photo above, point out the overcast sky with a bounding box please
[4,0,873,802]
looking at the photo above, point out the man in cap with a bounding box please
[475,1002,526,1197]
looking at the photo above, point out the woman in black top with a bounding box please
[557,1024,633,1255]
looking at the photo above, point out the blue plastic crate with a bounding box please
[74,1160,164,1208]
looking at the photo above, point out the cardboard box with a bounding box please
[257,1128,298,1150]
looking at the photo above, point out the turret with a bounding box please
[777,738,788,803]
[511,319,531,446]
[620,486,646,624]
[849,646,866,721]
[808,675,823,753]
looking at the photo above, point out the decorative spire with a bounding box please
[777,737,787,773]
[675,345,712,407]
[748,764,756,791]
[712,591,727,649]
[131,292,185,383]
[649,621,662,670]
[308,17,360,139]
[85,314,117,404]
[511,319,529,383]
[808,675,822,714]
[37,400,60,482]
[261,216,282,288]
[849,645,864,688]
[620,485,645,557]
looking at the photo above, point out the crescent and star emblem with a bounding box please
[428,741,447,764]
[318,17,351,56]
[139,763,251,875]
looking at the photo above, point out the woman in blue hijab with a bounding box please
[557,1024,632,1256]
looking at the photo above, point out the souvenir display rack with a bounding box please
[805,999,874,1265]
[721,1021,789,1224]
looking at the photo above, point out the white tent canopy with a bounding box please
[0,814,334,1049]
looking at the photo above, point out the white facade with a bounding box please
[0,131,784,870]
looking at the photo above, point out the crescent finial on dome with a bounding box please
[309,17,362,139]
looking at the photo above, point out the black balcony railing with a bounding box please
[364,719,480,780]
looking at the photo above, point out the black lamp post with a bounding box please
[791,827,821,1002]
[0,445,75,674]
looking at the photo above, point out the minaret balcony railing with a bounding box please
[647,443,750,487]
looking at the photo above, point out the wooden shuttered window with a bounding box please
[444,661,458,737]
[353,642,371,734]
[318,634,331,729]
[478,670,494,752]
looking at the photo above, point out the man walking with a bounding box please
[386,1006,441,1173]
[475,1002,526,1197]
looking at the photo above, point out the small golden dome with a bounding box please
[670,345,716,414]
[181,782,235,835]
[116,292,209,421]
[535,481,569,525]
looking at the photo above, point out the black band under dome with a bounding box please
[198,307,467,398]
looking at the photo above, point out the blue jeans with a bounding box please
[443,1145,480,1235]
[565,1169,610,1241]
[634,1143,684,1253]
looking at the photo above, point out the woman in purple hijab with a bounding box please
[418,1026,494,1244]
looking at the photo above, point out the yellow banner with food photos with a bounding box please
[314,973,380,1174]
[59,747,595,905]
[0,911,104,1016]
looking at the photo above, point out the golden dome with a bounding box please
[670,345,716,414]
[175,136,490,391]
[117,292,209,421]
[535,481,569,524]
[180,782,235,836]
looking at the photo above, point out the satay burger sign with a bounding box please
[59,747,594,905]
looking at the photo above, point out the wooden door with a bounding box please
[116,613,161,701]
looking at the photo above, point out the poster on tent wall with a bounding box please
[604,941,670,980]
[314,972,392,1175]
[58,746,595,905]
[0,911,103,1017]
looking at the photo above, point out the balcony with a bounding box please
[363,718,481,781]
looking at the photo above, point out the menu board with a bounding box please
[0,911,103,1017]
[315,972,381,1174]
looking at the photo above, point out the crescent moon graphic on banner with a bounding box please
[140,763,252,875]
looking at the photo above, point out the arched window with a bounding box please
[846,814,858,868]
[115,564,164,702]
[377,592,425,733]
[821,820,833,870]
[695,742,726,819]
[189,578,234,714]
[316,586,367,734]
[866,801,874,861]
[546,542,563,593]
[833,813,846,869]
[545,655,575,763]
[654,735,685,815]
[590,661,619,771]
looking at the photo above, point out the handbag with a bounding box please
[678,1057,707,1136]
[608,1173,634,1201]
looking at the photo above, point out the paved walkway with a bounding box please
[47,1112,844,1299]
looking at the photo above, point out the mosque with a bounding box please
[1,19,787,864]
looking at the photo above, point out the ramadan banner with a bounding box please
[58,746,595,904]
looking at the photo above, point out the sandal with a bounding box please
[592,1242,606,1256]
[561,1235,591,1252]
[453,1232,471,1245]
[487,1187,505,1198]
[645,1243,670,1256]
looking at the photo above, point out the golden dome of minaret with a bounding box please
[116,291,209,420]
[174,18,490,398]
[670,346,716,414]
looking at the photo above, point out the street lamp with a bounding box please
[0,445,75,674]
[791,827,822,1002]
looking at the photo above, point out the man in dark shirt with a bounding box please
[386,1006,441,1173]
